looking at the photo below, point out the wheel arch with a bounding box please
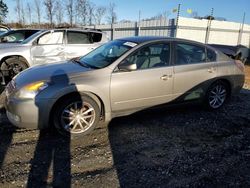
[0,55,30,68]
[49,91,106,125]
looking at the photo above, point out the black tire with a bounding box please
[205,81,229,110]
[53,95,100,137]
[1,57,28,80]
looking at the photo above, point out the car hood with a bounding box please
[0,43,25,49]
[14,60,93,88]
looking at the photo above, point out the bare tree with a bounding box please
[106,2,117,24]
[44,0,55,27]
[66,0,74,27]
[14,0,21,24]
[21,2,25,25]
[35,0,41,26]
[88,2,95,25]
[77,0,89,26]
[94,6,106,25]
[27,2,32,25]
[55,0,64,25]
[0,0,8,23]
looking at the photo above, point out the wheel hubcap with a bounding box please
[208,85,227,109]
[60,101,95,134]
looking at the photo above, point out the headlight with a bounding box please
[15,81,49,99]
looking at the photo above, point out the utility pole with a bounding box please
[205,8,214,44]
[237,12,245,45]
[175,4,181,38]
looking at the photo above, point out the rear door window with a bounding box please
[67,31,91,44]
[175,43,206,65]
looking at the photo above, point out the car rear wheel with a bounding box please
[53,95,100,137]
[205,81,229,109]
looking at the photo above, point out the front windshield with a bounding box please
[21,30,44,44]
[79,40,136,69]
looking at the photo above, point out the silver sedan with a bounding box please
[5,36,245,136]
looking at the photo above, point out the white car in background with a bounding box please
[0,28,109,83]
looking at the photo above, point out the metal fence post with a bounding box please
[237,12,245,45]
[205,8,214,44]
[111,24,115,40]
[136,21,141,36]
[138,10,141,36]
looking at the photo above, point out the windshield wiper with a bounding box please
[71,59,91,68]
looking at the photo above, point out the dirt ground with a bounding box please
[0,66,250,188]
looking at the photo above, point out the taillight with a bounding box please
[234,60,245,72]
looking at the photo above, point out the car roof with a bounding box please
[117,36,209,46]
[45,28,103,34]
[6,29,41,32]
[117,36,170,44]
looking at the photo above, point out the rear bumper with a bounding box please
[232,74,245,94]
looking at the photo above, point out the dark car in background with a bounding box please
[0,29,41,43]
[210,44,250,64]
[0,25,10,35]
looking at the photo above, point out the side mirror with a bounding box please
[118,61,137,71]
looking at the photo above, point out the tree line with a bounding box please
[3,0,118,28]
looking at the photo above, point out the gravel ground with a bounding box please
[0,66,249,188]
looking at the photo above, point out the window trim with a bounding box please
[205,47,217,62]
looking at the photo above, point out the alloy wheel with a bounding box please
[60,101,96,134]
[208,84,227,109]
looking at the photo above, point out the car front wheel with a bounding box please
[53,95,100,137]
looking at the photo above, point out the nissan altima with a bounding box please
[5,36,245,136]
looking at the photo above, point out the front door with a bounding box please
[110,42,174,111]
[31,30,65,65]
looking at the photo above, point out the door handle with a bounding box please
[160,75,172,81]
[208,67,216,73]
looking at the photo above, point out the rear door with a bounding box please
[31,30,65,65]
[172,42,217,100]
[64,31,101,59]
[110,42,174,111]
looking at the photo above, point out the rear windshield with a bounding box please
[217,50,233,61]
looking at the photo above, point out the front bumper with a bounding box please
[5,96,55,129]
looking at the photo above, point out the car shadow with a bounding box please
[0,84,16,170]
[27,130,71,187]
[0,108,16,169]
[108,89,250,187]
